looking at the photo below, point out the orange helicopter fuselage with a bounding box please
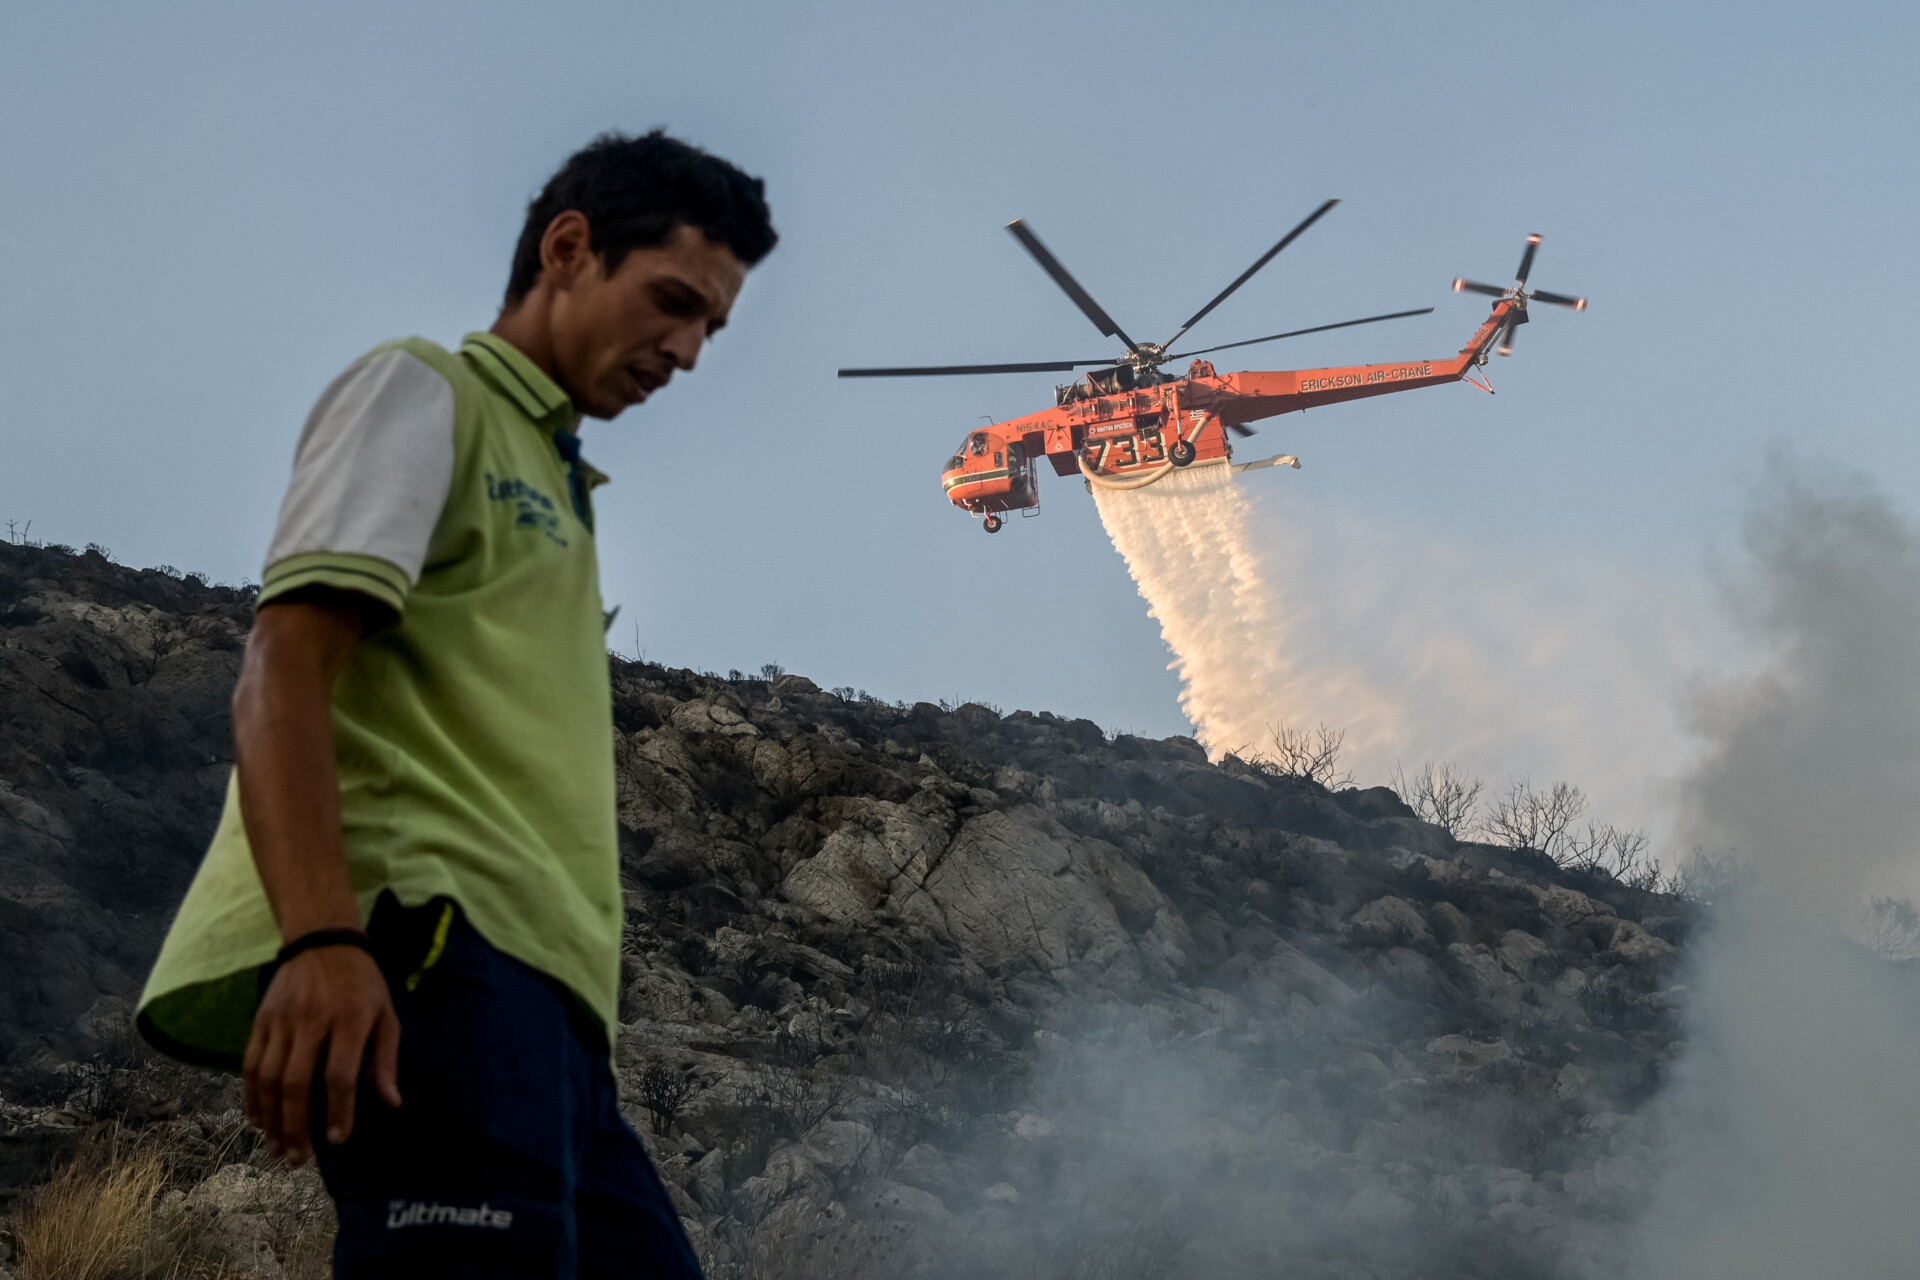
[940,297,1518,517]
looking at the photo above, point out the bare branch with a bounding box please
[1389,761,1483,837]
[1560,819,1654,882]
[1861,895,1920,960]
[1252,723,1353,789]
[636,1059,698,1134]
[1483,778,1588,861]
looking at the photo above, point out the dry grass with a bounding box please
[12,1130,169,1280]
[11,1122,335,1280]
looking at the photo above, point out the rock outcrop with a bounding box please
[0,542,1689,1278]
[0,542,248,1069]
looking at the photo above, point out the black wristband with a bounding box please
[275,926,375,967]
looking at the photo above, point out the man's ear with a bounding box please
[538,210,596,291]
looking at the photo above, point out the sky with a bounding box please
[3,0,1916,839]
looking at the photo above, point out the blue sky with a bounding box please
[3,1,1915,823]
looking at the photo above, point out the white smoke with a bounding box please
[1094,448,1920,1273]
[1624,454,1920,1279]
[1092,463,1403,762]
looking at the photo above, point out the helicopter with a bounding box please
[840,204,1586,531]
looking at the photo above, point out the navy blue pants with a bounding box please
[311,895,702,1278]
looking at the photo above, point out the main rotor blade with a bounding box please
[838,359,1105,377]
[1164,307,1434,362]
[1530,289,1589,311]
[1160,198,1340,352]
[1453,278,1510,298]
[1005,220,1141,353]
[1515,234,1541,287]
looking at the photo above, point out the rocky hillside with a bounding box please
[0,540,1690,1279]
[0,542,250,1068]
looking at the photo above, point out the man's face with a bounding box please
[549,222,747,420]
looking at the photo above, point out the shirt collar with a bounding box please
[551,429,611,493]
[459,332,574,427]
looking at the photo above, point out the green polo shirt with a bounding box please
[138,333,621,1069]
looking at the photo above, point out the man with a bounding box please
[137,130,777,1277]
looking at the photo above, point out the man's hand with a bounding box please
[243,945,402,1164]
[233,589,398,1164]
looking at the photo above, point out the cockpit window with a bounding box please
[944,455,965,473]
[970,432,988,456]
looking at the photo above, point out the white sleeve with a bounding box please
[264,349,456,585]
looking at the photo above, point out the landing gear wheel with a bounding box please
[1170,440,1196,467]
[982,515,1004,534]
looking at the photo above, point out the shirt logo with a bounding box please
[387,1199,515,1230]
[485,473,568,547]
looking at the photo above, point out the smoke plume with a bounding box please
[1090,449,1920,1275]
[1627,453,1920,1278]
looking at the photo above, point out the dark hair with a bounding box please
[503,130,777,306]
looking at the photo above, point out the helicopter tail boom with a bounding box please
[1208,299,1519,429]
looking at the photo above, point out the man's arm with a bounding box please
[236,590,401,1165]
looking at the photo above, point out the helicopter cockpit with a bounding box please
[941,429,990,476]
[941,427,1037,529]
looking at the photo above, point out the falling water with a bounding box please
[1091,462,1402,762]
